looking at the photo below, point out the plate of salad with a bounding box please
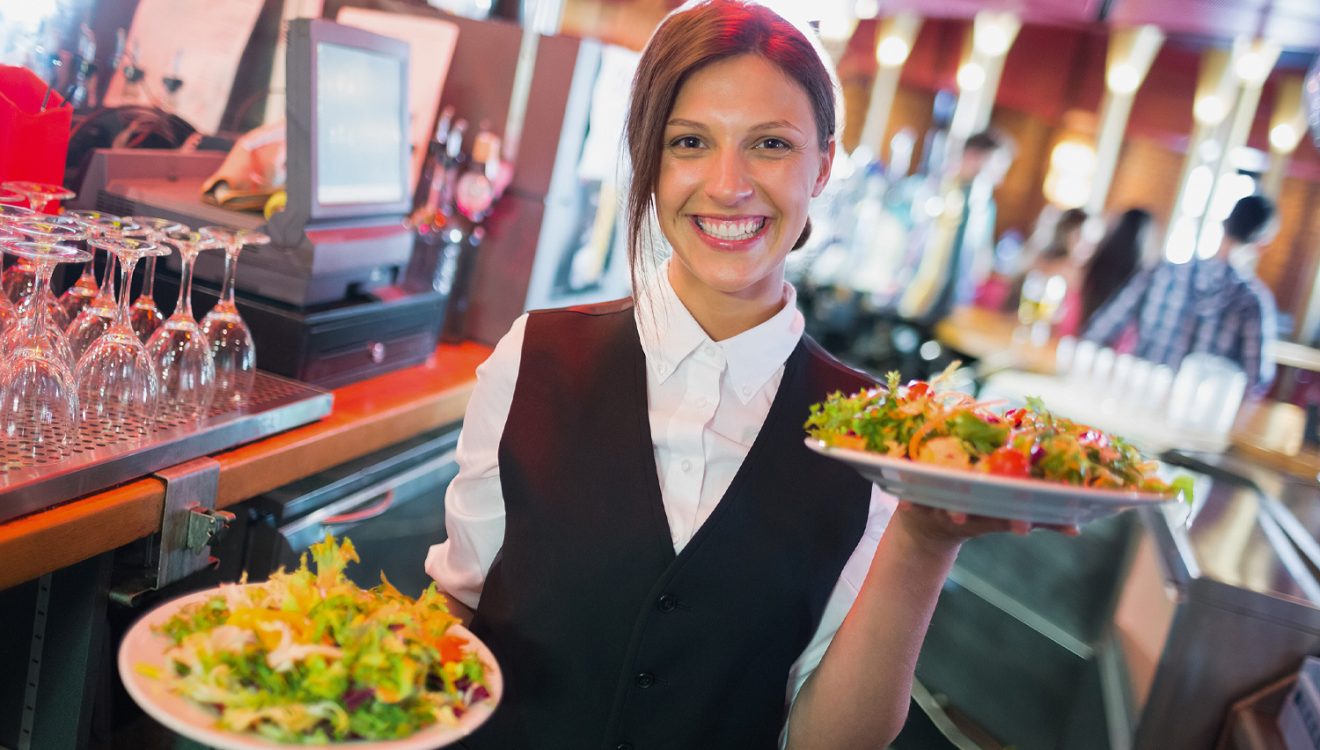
[119,536,500,749]
[804,372,1193,525]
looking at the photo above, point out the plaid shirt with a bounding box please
[1082,258,1277,392]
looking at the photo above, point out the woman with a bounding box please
[1011,207,1088,335]
[426,2,1056,747]
[1078,208,1152,328]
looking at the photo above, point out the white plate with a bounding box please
[118,583,501,750]
[806,438,1178,525]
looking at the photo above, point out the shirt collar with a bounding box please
[636,260,804,404]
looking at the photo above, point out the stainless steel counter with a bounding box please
[916,456,1320,750]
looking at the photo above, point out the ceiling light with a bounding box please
[876,36,911,67]
[1194,95,1227,125]
[1270,122,1301,152]
[1107,63,1141,95]
[957,62,985,91]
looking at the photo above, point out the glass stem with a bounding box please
[141,255,157,298]
[29,264,52,339]
[118,255,138,324]
[219,246,240,305]
[177,249,196,320]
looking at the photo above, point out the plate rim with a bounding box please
[804,437,1179,505]
[117,582,501,750]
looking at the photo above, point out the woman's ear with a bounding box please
[812,137,836,198]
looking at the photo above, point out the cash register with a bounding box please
[88,19,448,387]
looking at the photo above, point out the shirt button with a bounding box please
[657,594,677,612]
[636,672,656,688]
[681,458,693,472]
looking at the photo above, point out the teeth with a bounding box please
[696,217,764,240]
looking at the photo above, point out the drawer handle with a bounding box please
[368,341,387,363]
[323,489,395,525]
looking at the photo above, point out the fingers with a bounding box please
[948,511,968,525]
[1010,518,1031,536]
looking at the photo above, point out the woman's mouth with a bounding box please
[692,216,768,243]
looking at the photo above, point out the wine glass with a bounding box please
[127,216,187,342]
[0,227,22,336]
[199,226,267,405]
[75,236,169,439]
[0,189,23,204]
[7,217,88,329]
[0,181,75,214]
[0,241,92,458]
[145,230,221,424]
[60,211,142,322]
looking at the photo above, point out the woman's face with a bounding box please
[656,53,833,314]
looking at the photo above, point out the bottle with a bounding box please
[413,106,455,217]
[454,126,500,223]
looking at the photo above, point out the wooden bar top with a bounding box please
[0,342,492,591]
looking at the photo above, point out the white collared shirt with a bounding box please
[425,262,894,730]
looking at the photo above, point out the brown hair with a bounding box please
[623,0,837,291]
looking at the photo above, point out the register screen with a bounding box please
[315,42,407,206]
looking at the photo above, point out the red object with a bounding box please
[983,446,1031,478]
[0,65,71,186]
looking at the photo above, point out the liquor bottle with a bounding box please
[413,106,455,217]
[440,125,502,343]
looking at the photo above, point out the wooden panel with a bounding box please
[0,342,492,591]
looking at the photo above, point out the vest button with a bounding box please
[635,671,656,688]
[615,744,634,750]
[656,594,677,612]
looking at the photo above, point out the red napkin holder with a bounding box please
[0,65,72,186]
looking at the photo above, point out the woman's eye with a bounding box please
[669,135,703,150]
[757,137,793,151]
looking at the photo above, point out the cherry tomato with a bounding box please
[1004,408,1027,428]
[438,634,468,663]
[905,381,932,401]
[983,446,1031,477]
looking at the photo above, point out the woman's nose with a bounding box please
[706,149,754,205]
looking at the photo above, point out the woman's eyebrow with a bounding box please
[665,118,805,134]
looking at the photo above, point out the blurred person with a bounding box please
[1077,208,1152,328]
[1083,194,1279,392]
[1011,207,1088,335]
[896,129,1014,325]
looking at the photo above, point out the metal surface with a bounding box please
[0,372,332,525]
[154,458,223,589]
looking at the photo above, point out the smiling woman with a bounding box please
[424,2,1063,749]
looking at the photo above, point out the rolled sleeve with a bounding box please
[424,314,527,609]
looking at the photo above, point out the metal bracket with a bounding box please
[155,457,231,587]
[110,457,233,607]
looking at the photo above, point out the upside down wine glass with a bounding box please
[76,236,169,439]
[60,211,142,322]
[127,216,186,342]
[199,226,267,405]
[0,181,75,214]
[0,241,93,457]
[8,216,88,332]
[145,230,221,424]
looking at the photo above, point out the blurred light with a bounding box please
[923,196,945,217]
[973,16,1014,56]
[818,13,857,45]
[853,0,880,20]
[1270,122,1302,152]
[1166,217,1197,264]
[1197,222,1224,259]
[1234,47,1274,85]
[0,0,59,30]
[1194,95,1227,125]
[876,36,912,67]
[1210,173,1256,221]
[1043,140,1097,208]
[919,340,942,361]
[957,62,986,91]
[1107,63,1141,94]
[1197,139,1222,163]
[1180,165,1214,218]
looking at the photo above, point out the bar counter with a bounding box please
[0,342,492,591]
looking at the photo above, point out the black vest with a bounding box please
[464,299,872,750]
